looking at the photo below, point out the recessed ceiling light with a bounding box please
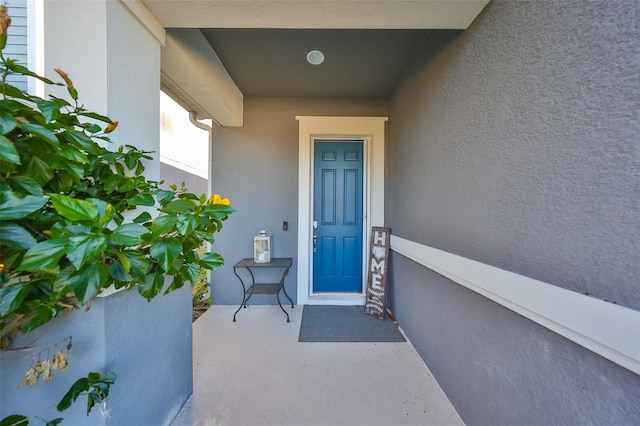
[306,50,325,65]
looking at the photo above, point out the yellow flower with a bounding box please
[0,263,4,272]
[105,120,119,133]
[0,4,11,37]
[54,68,73,88]
[208,193,230,206]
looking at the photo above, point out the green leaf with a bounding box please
[0,283,31,316]
[77,111,113,123]
[80,122,102,134]
[0,190,47,220]
[52,267,74,293]
[0,135,20,164]
[1,248,23,271]
[6,176,43,196]
[56,371,115,416]
[25,305,57,332]
[109,261,132,282]
[164,274,185,295]
[17,239,67,274]
[61,130,101,155]
[0,222,37,250]
[67,233,108,269]
[161,199,195,214]
[49,155,85,182]
[126,193,155,207]
[124,154,137,170]
[122,251,150,279]
[114,162,125,177]
[180,263,201,284]
[48,171,75,193]
[207,204,235,219]
[198,252,224,270]
[109,254,128,274]
[156,189,174,205]
[138,272,164,300]
[93,199,114,227]
[135,161,145,176]
[0,109,18,134]
[50,194,99,221]
[0,415,29,426]
[46,418,64,426]
[110,223,148,246]
[195,230,216,244]
[6,62,54,84]
[68,86,78,101]
[19,123,59,146]
[19,156,54,185]
[132,211,152,224]
[149,238,182,272]
[1,84,27,100]
[151,215,177,238]
[67,262,109,303]
[57,144,89,164]
[37,99,65,123]
[57,377,90,412]
[176,214,199,236]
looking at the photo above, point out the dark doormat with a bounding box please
[298,305,405,342]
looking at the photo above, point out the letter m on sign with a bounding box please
[364,226,391,319]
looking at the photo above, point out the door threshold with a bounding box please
[307,294,366,306]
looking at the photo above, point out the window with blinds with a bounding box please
[5,0,28,92]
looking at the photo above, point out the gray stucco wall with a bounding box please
[160,162,208,197]
[210,97,388,305]
[387,0,640,424]
[0,285,192,426]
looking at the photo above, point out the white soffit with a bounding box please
[161,28,243,126]
[142,0,491,30]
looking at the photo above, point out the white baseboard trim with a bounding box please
[390,235,640,375]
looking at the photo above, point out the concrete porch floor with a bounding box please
[171,305,464,426]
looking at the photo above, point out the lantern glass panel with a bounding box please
[254,231,272,263]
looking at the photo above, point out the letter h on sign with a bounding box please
[364,227,391,319]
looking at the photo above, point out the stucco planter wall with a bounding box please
[0,284,192,425]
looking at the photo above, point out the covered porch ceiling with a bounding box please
[141,0,490,125]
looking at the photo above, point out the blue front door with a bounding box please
[313,141,363,292]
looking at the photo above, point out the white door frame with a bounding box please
[296,116,388,305]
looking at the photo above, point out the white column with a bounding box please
[42,0,164,180]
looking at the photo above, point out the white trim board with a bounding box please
[390,235,640,375]
[119,0,166,46]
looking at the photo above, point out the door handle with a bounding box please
[313,232,318,252]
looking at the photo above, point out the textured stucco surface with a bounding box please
[211,97,388,305]
[160,163,208,196]
[0,286,192,426]
[389,254,640,425]
[387,0,640,424]
[0,302,107,424]
[389,0,640,309]
[103,284,193,426]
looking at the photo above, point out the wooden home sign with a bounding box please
[364,227,391,319]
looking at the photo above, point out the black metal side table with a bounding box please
[232,258,294,322]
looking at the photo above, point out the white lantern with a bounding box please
[253,230,272,263]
